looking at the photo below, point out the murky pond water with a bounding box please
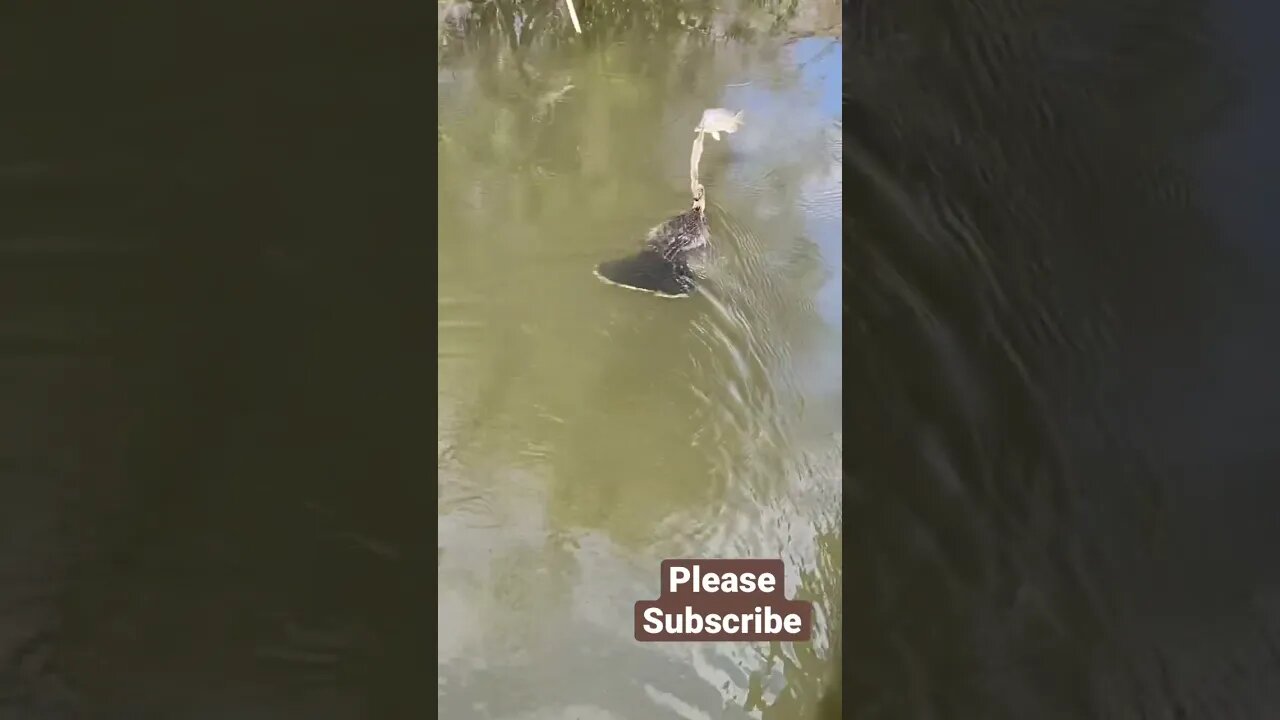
[437,9,842,719]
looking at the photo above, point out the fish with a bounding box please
[695,108,745,141]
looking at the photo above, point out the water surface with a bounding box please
[438,12,843,719]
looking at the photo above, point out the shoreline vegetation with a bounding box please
[439,0,840,49]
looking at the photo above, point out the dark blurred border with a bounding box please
[2,3,435,716]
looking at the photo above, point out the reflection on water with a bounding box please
[438,8,842,719]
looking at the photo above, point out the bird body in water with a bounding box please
[593,184,710,298]
[594,107,740,298]
[644,183,710,261]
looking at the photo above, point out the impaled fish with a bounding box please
[695,108,745,141]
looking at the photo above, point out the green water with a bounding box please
[438,9,842,717]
